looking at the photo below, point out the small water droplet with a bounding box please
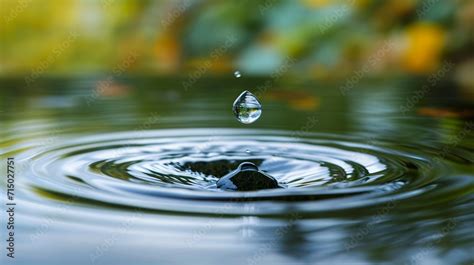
[234,71,241,78]
[245,149,250,154]
[233,90,262,124]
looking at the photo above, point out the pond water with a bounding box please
[0,77,473,265]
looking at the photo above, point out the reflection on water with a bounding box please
[0,77,473,265]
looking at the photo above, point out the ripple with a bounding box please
[11,128,452,215]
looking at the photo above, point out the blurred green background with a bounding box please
[1,0,473,96]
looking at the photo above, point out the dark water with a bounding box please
[0,77,473,265]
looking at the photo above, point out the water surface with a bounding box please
[0,77,473,265]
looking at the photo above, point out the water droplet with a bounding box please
[233,90,262,124]
[234,71,241,78]
[245,149,250,154]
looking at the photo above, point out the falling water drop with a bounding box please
[234,71,241,78]
[232,90,262,124]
